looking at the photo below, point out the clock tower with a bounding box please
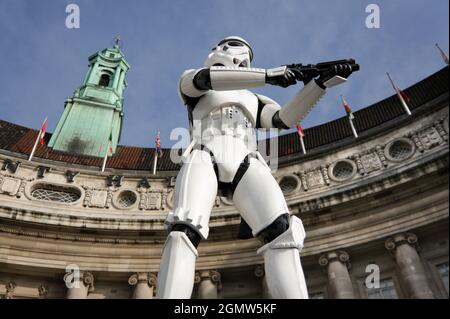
[48,42,130,157]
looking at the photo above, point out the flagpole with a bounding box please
[101,140,110,172]
[387,72,411,116]
[299,135,306,155]
[349,117,358,138]
[153,153,158,175]
[28,117,47,161]
[436,43,449,65]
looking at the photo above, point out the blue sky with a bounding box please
[0,0,448,147]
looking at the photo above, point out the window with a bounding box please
[31,184,81,203]
[116,190,137,208]
[278,175,300,195]
[99,74,110,87]
[366,278,398,299]
[436,262,449,294]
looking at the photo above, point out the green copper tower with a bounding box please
[48,44,130,157]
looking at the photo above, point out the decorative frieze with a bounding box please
[0,173,33,198]
[361,152,383,173]
[352,153,365,175]
[434,120,448,142]
[419,126,444,150]
[376,145,388,167]
[137,188,171,210]
[305,170,325,189]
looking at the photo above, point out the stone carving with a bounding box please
[0,177,20,196]
[419,127,443,150]
[138,177,151,188]
[385,232,419,252]
[37,166,50,179]
[298,172,308,191]
[138,188,165,210]
[91,190,108,207]
[0,173,33,198]
[82,186,116,208]
[106,175,123,187]
[409,131,425,153]
[4,281,16,299]
[361,152,383,173]
[376,145,388,167]
[65,171,79,183]
[305,170,324,189]
[128,272,157,288]
[320,165,330,186]
[319,250,351,269]
[38,284,49,299]
[1,159,21,174]
[352,153,365,175]
[434,120,449,142]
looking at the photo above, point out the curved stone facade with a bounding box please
[0,68,448,299]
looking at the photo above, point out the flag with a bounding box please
[155,131,163,157]
[296,122,306,154]
[398,88,410,103]
[296,123,305,137]
[387,72,411,116]
[341,95,358,138]
[102,131,113,172]
[108,132,113,154]
[39,118,47,145]
[28,117,47,161]
[341,95,354,120]
[436,43,449,65]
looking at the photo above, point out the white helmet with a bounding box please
[204,36,253,68]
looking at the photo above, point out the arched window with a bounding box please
[99,73,110,87]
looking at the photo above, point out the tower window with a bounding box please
[99,74,110,87]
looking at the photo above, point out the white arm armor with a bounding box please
[209,66,266,91]
[278,75,347,128]
[256,94,282,129]
[179,67,267,99]
[179,69,207,98]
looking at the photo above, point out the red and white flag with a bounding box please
[28,117,47,161]
[387,72,411,116]
[153,131,162,175]
[340,95,358,138]
[39,118,47,145]
[296,122,306,154]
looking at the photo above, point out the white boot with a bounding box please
[156,231,198,299]
[257,216,309,299]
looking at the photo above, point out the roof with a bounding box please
[0,67,448,171]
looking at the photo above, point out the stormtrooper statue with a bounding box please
[157,36,355,299]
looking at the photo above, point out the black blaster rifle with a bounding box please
[286,58,360,83]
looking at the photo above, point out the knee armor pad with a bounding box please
[257,214,290,244]
[170,224,202,248]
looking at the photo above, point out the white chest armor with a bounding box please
[191,89,259,144]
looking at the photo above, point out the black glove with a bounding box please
[316,63,353,89]
[266,67,297,88]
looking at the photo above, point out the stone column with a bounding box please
[195,270,221,299]
[385,233,434,299]
[128,272,157,299]
[64,271,94,299]
[254,265,271,299]
[319,251,355,299]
